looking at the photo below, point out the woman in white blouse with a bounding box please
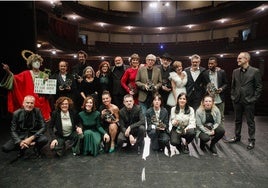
[170,92,196,154]
[167,61,188,107]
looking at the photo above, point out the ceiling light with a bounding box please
[256,51,260,54]
[127,26,132,30]
[72,15,77,20]
[51,50,56,55]
[100,23,105,27]
[73,54,77,58]
[159,27,163,31]
[101,56,104,60]
[164,3,170,7]
[188,25,193,29]
[149,3,157,8]
[37,43,41,48]
[220,54,224,57]
[220,19,226,23]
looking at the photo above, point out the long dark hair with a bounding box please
[175,92,190,114]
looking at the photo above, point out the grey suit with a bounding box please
[231,66,262,140]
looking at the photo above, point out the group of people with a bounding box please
[1,50,262,158]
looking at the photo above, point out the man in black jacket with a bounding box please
[228,52,262,150]
[2,95,48,157]
[184,54,209,111]
[117,94,145,154]
[110,56,128,109]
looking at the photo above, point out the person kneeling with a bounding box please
[146,93,170,156]
[117,94,146,155]
[196,95,225,155]
[49,97,83,157]
[170,93,196,154]
[2,95,48,158]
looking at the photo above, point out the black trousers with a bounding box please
[2,135,48,153]
[147,129,170,151]
[170,127,195,147]
[233,101,256,140]
[117,126,145,148]
[199,126,225,145]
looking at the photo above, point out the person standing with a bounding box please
[2,95,48,157]
[121,53,141,105]
[184,54,208,111]
[110,56,128,109]
[135,54,162,114]
[204,57,228,141]
[71,50,89,111]
[158,53,173,115]
[167,61,187,108]
[1,50,51,121]
[79,66,99,108]
[228,52,262,150]
[50,60,77,110]
[71,50,89,84]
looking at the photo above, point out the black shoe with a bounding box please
[200,141,206,151]
[222,135,228,143]
[17,150,25,158]
[137,146,141,155]
[210,144,217,155]
[182,144,189,154]
[228,137,241,143]
[247,141,255,150]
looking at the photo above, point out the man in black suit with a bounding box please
[110,56,128,109]
[2,95,48,157]
[228,52,262,150]
[204,57,228,141]
[158,53,173,116]
[184,54,209,111]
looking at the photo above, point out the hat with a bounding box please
[146,54,156,61]
[161,53,173,61]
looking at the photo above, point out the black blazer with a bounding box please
[11,108,46,144]
[119,105,145,133]
[231,66,262,104]
[184,66,209,98]
[49,109,79,140]
[204,68,228,101]
[50,72,77,100]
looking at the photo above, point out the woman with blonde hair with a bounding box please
[167,61,187,108]
[196,95,225,155]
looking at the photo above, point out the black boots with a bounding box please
[247,139,255,150]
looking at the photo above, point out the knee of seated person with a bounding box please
[2,145,9,153]
[138,125,146,132]
[187,129,196,137]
